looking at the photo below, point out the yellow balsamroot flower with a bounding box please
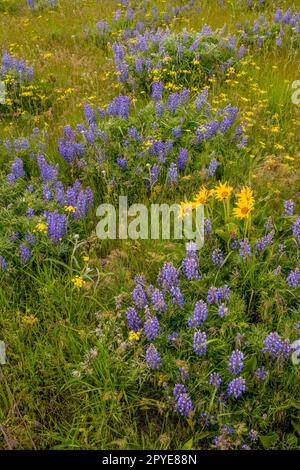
[233,187,254,219]
[72,276,86,288]
[128,331,141,342]
[64,205,76,213]
[214,182,233,201]
[194,186,212,205]
[83,256,90,263]
[236,186,254,205]
[35,222,48,233]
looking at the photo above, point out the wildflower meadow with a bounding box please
[0,0,300,453]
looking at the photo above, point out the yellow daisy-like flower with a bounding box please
[82,256,90,263]
[194,186,212,205]
[64,205,76,213]
[214,182,233,201]
[72,276,86,288]
[236,186,254,206]
[128,331,141,342]
[233,187,254,219]
[35,222,48,233]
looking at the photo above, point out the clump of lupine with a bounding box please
[121,233,298,439]
[85,0,201,49]
[112,26,245,93]
[56,86,248,200]
[235,6,300,50]
[0,136,93,271]
[26,0,58,10]
[0,49,54,115]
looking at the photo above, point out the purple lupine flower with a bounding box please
[11,157,25,179]
[254,231,274,256]
[155,101,164,117]
[291,217,300,244]
[37,153,58,182]
[188,300,207,328]
[169,286,185,307]
[152,81,164,102]
[179,367,188,381]
[228,350,244,375]
[195,88,208,111]
[286,269,300,288]
[167,163,178,186]
[125,307,142,332]
[55,181,65,205]
[117,157,127,169]
[207,158,218,177]
[218,303,227,318]
[157,262,179,291]
[212,248,224,266]
[274,8,282,24]
[209,372,222,389]
[145,344,161,370]
[167,92,179,113]
[26,208,34,218]
[282,200,294,216]
[182,242,200,281]
[238,239,251,260]
[106,95,130,119]
[24,233,36,246]
[46,212,68,244]
[262,332,292,362]
[132,284,148,310]
[193,330,207,356]
[83,104,96,124]
[227,377,246,398]
[255,367,268,383]
[204,217,212,236]
[150,287,167,313]
[144,315,160,341]
[175,392,193,417]
[172,126,181,139]
[177,148,188,172]
[207,285,230,304]
[19,244,31,264]
[0,255,7,272]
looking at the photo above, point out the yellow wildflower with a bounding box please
[128,331,141,342]
[194,187,212,205]
[35,222,48,233]
[72,276,86,288]
[214,182,233,201]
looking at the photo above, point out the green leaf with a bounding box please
[181,438,193,450]
[260,433,278,449]
[244,355,257,373]
[292,421,300,435]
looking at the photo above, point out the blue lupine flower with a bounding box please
[145,344,161,370]
[193,330,207,356]
[167,162,178,186]
[157,262,179,291]
[286,269,300,288]
[207,158,218,176]
[212,248,224,266]
[19,244,31,264]
[209,372,222,388]
[238,239,251,260]
[227,377,246,398]
[125,307,142,332]
[228,350,244,375]
[46,212,68,244]
[262,332,291,362]
[177,148,188,172]
[255,367,268,383]
[188,300,207,328]
[0,255,7,272]
[144,315,160,341]
[282,200,294,216]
